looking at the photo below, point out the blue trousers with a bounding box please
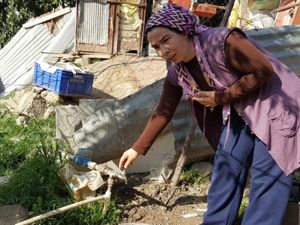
[201,110,292,225]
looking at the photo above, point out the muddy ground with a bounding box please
[113,174,210,225]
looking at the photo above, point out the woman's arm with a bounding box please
[132,77,183,154]
[215,30,275,105]
[119,77,182,169]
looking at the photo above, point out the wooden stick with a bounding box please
[170,122,197,187]
[220,0,236,27]
[23,7,71,28]
[164,122,196,207]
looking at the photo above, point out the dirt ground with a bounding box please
[113,174,210,225]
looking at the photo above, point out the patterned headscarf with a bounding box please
[145,4,206,36]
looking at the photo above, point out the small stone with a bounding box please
[0,176,10,185]
[33,87,44,94]
[43,92,63,105]
[16,116,29,126]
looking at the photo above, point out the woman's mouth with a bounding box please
[168,54,176,62]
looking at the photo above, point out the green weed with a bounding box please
[0,155,69,210]
[0,111,56,175]
[235,197,249,225]
[0,106,121,225]
[180,167,211,186]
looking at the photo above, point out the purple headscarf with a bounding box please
[145,4,207,36]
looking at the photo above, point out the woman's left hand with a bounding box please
[192,91,217,110]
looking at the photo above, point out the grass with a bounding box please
[293,170,300,183]
[180,166,211,187]
[0,107,57,176]
[235,197,249,225]
[0,103,121,225]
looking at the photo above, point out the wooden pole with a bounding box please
[170,122,197,187]
[220,0,235,27]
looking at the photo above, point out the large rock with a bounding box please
[0,88,60,119]
[0,205,28,225]
[2,88,47,118]
[55,99,116,149]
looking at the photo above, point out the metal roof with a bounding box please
[0,8,75,97]
[246,25,300,76]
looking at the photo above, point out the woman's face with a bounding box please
[147,27,195,63]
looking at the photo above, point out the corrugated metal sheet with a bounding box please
[78,0,109,45]
[71,80,164,163]
[0,9,75,96]
[0,25,54,96]
[246,25,300,76]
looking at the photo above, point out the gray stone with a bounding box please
[41,91,63,105]
[55,99,116,150]
[73,80,165,164]
[17,90,47,117]
[1,88,47,118]
[16,115,29,126]
[1,88,58,119]
[0,175,10,185]
[32,86,44,94]
[0,205,28,225]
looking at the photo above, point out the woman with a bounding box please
[119,4,300,225]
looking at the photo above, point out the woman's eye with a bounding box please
[162,38,169,43]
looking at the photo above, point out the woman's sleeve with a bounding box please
[132,77,183,155]
[215,30,275,105]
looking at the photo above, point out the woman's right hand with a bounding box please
[118,148,140,169]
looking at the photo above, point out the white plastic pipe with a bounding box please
[16,177,114,225]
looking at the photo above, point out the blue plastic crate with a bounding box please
[33,62,94,97]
